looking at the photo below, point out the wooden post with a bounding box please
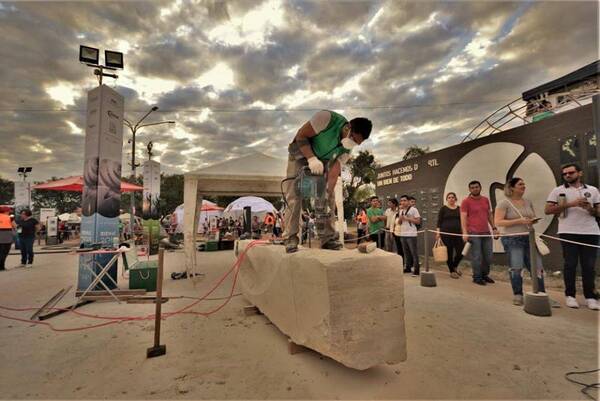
[147,248,166,358]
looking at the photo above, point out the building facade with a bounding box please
[375,103,598,269]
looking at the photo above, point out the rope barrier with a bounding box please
[2,228,600,331]
[540,233,600,249]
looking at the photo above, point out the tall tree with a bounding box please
[158,174,184,216]
[402,145,429,161]
[0,176,14,204]
[343,150,378,218]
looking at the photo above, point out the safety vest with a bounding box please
[358,211,368,224]
[264,215,275,225]
[309,110,351,161]
[0,214,11,229]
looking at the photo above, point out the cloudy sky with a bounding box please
[0,0,597,182]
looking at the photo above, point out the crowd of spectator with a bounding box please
[361,162,599,311]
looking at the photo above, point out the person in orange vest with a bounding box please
[264,212,275,237]
[0,207,16,271]
[356,207,368,244]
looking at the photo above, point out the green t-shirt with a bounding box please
[366,207,384,234]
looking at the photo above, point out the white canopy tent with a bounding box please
[183,152,344,276]
[173,200,223,233]
[222,196,277,220]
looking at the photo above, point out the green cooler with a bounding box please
[129,260,159,292]
[205,241,219,251]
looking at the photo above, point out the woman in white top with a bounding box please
[494,177,545,306]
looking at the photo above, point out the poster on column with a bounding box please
[142,160,161,254]
[78,85,124,291]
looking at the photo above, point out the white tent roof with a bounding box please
[185,152,287,181]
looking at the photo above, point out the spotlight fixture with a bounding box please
[79,45,99,65]
[105,50,124,69]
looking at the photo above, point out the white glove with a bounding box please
[307,157,324,175]
[337,153,351,165]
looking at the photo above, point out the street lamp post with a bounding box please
[123,107,174,239]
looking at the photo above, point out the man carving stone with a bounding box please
[283,110,372,253]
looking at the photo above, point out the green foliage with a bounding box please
[159,174,184,216]
[0,176,14,204]
[343,150,378,218]
[353,184,376,203]
[402,145,429,161]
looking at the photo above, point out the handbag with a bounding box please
[506,199,550,256]
[432,238,448,263]
[534,235,550,256]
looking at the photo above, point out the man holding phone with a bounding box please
[545,163,600,310]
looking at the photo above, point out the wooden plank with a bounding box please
[75,289,146,297]
[127,297,170,304]
[37,300,94,321]
[30,286,72,320]
[80,295,133,301]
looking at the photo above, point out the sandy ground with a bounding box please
[0,245,598,400]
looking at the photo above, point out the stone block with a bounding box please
[236,240,407,370]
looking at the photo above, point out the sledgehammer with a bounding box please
[358,242,377,254]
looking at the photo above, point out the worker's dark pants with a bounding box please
[0,243,11,269]
[18,235,35,265]
[560,234,599,299]
[283,156,336,246]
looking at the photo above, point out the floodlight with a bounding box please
[24,167,32,173]
[79,45,99,65]
[17,167,24,173]
[105,50,124,69]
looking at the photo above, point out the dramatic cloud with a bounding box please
[0,0,597,183]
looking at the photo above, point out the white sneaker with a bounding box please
[585,298,600,310]
[565,296,579,309]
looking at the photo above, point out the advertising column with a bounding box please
[13,181,31,213]
[78,84,124,290]
[142,160,161,255]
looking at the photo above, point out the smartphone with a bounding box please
[531,217,542,224]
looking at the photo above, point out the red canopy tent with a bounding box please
[32,176,143,193]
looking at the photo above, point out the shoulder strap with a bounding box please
[506,199,524,219]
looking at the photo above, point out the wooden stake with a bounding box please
[147,248,166,358]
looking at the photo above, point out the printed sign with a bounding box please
[78,85,124,291]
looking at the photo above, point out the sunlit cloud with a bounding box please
[45,82,79,107]
[66,121,83,135]
[194,62,235,91]
[207,0,285,47]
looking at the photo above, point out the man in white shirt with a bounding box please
[545,163,600,310]
[398,195,421,276]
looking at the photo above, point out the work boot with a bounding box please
[321,239,343,250]
[284,236,299,254]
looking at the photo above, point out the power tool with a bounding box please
[294,156,340,241]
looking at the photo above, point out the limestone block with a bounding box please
[236,240,407,370]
